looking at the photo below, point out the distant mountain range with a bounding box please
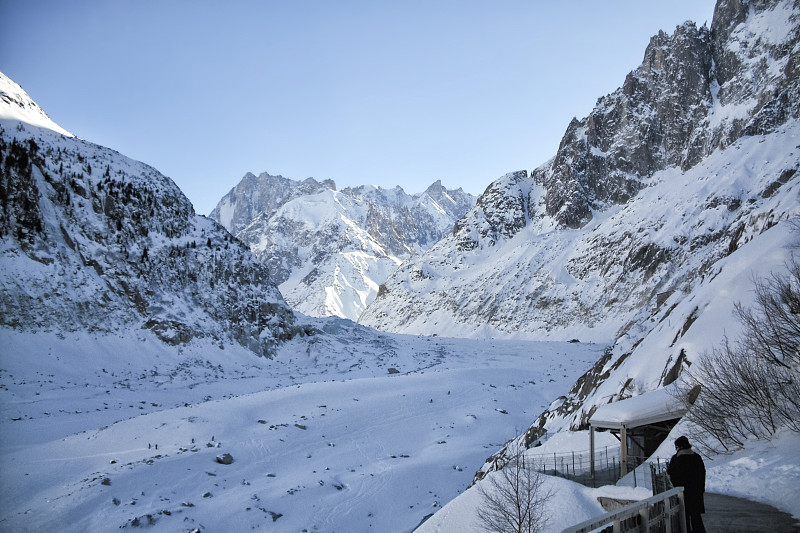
[210,173,475,320]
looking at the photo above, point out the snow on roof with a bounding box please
[589,384,688,429]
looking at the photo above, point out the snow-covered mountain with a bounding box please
[0,72,305,357]
[357,0,800,488]
[210,173,476,320]
[361,0,799,343]
[2,0,800,529]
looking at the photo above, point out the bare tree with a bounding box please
[677,258,800,454]
[477,446,553,533]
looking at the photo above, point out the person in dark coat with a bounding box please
[667,435,706,533]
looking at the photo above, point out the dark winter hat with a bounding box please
[675,436,691,450]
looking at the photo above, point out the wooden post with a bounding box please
[620,425,628,477]
[590,425,595,484]
[639,508,650,533]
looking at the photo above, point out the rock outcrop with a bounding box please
[0,72,307,356]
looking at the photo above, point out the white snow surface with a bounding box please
[0,72,73,137]
[3,326,797,532]
[589,384,686,429]
[0,326,606,532]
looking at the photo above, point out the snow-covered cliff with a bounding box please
[360,0,800,345]
[0,72,306,356]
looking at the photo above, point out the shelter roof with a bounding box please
[589,384,688,430]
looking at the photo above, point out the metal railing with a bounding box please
[650,460,673,495]
[527,446,620,487]
[527,448,671,490]
[562,487,686,533]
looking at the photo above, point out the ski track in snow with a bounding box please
[0,329,602,532]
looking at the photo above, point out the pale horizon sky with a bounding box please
[1,1,717,215]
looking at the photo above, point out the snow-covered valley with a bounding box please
[3,327,798,532]
[0,327,606,532]
[2,0,800,530]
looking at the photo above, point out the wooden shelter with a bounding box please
[589,385,689,480]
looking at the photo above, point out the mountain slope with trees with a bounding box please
[0,72,305,356]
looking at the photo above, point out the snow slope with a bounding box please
[362,121,800,343]
[0,71,72,137]
[361,0,800,342]
[0,327,603,532]
[246,188,406,321]
[0,71,299,357]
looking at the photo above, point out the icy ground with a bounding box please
[0,325,604,532]
[3,326,798,533]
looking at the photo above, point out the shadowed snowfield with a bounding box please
[0,327,609,532]
[4,327,796,532]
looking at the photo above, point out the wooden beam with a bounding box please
[590,425,595,483]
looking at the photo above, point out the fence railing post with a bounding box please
[678,491,687,533]
[561,487,685,533]
[639,507,649,533]
[665,495,673,533]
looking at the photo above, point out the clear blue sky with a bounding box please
[0,1,716,215]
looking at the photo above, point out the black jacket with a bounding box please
[667,448,706,514]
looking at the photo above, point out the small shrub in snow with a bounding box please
[677,258,800,453]
[477,447,552,533]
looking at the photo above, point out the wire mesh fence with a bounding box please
[528,446,619,487]
[650,458,674,494]
[526,446,674,491]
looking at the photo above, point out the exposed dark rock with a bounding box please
[0,86,305,357]
[215,453,234,465]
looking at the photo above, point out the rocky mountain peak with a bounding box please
[451,170,531,250]
[534,20,717,229]
[214,175,477,320]
[209,172,336,235]
[423,179,446,198]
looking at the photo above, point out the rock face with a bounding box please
[536,0,799,230]
[210,174,476,321]
[361,0,800,340]
[0,72,305,356]
[210,173,335,236]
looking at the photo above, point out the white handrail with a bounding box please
[562,486,686,533]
